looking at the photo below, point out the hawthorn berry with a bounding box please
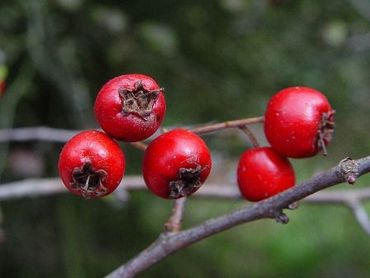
[0,81,5,95]
[142,129,212,199]
[58,130,125,199]
[94,74,166,142]
[237,147,295,202]
[264,86,334,158]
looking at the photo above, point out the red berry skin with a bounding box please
[0,81,5,96]
[58,130,125,199]
[142,129,212,199]
[237,147,295,202]
[264,87,334,158]
[94,74,166,142]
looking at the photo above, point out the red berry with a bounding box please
[264,86,334,158]
[94,74,166,142]
[58,130,125,199]
[0,81,5,96]
[142,129,212,199]
[237,147,295,202]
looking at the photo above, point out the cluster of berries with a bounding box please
[238,87,334,201]
[58,74,211,199]
[58,74,334,201]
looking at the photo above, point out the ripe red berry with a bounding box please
[142,129,212,199]
[58,130,125,199]
[237,147,295,202]
[264,86,334,158]
[94,74,166,142]
[0,81,5,96]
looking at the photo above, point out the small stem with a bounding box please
[239,125,260,148]
[129,142,147,151]
[165,197,187,232]
[190,116,264,135]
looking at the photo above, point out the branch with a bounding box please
[189,116,264,135]
[0,127,78,143]
[0,116,264,145]
[0,176,144,201]
[0,127,148,151]
[1,176,370,203]
[104,156,370,277]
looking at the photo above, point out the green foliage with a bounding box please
[0,0,370,276]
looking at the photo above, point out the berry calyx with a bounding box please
[94,74,166,142]
[58,130,125,199]
[168,165,202,198]
[119,79,163,120]
[317,110,335,155]
[142,129,212,199]
[70,160,108,198]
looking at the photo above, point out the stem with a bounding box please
[239,125,260,148]
[165,197,187,232]
[190,116,264,135]
[129,142,147,151]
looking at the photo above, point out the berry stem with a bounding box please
[165,197,187,233]
[239,125,260,148]
[129,142,148,151]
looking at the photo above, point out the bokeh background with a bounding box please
[1,0,370,277]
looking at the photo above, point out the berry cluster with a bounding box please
[58,74,211,199]
[58,74,334,202]
[237,87,334,201]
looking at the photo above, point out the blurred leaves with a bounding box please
[1,0,370,276]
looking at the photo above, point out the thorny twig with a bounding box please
[104,156,370,278]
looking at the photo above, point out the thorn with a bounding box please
[287,202,299,210]
[275,211,289,224]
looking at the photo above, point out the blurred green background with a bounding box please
[1,0,370,277]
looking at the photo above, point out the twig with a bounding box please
[164,198,187,232]
[346,200,370,235]
[0,170,369,237]
[0,116,263,152]
[1,176,370,203]
[0,117,264,145]
[0,127,148,151]
[0,127,78,143]
[129,142,148,151]
[239,125,260,147]
[189,116,264,134]
[0,176,145,201]
[104,155,370,278]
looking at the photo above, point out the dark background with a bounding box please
[0,0,370,277]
